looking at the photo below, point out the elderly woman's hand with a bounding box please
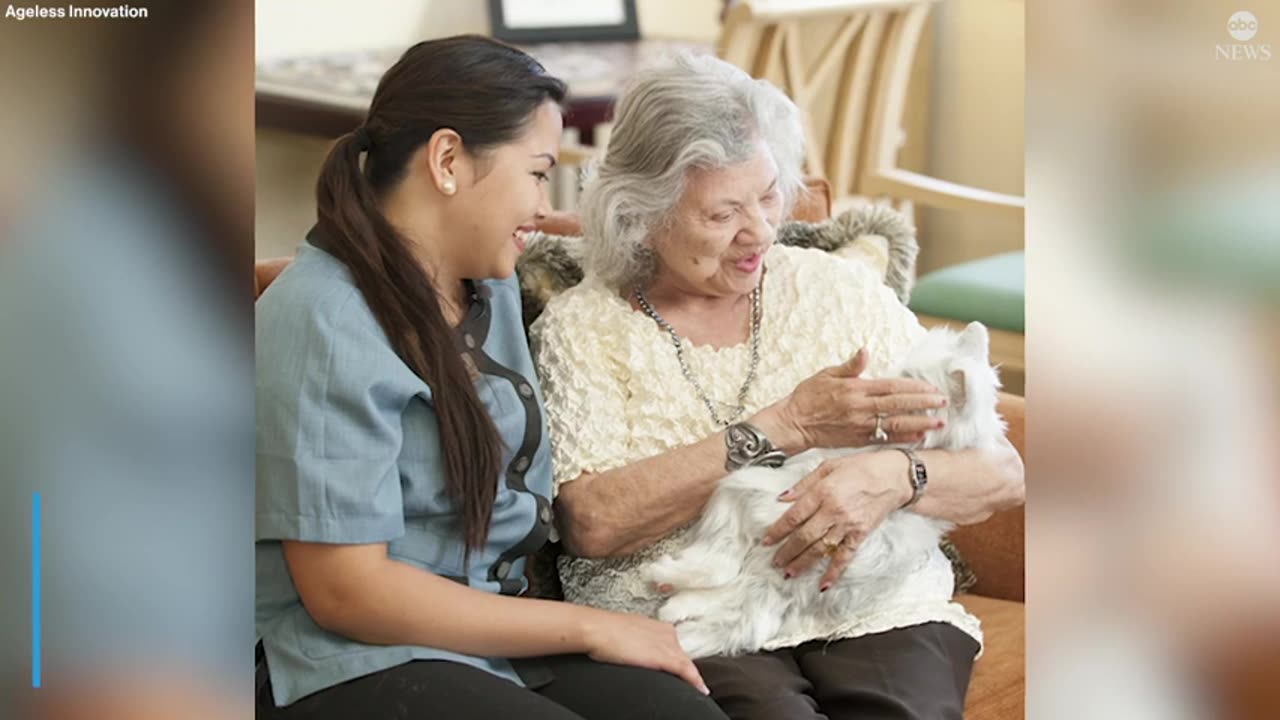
[760,451,911,590]
[768,349,948,452]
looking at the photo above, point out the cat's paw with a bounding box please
[676,620,726,660]
[644,554,691,594]
[656,592,711,624]
[645,552,740,592]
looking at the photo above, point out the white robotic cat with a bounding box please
[644,321,1005,658]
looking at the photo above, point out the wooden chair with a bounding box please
[718,0,1026,393]
[718,0,1023,219]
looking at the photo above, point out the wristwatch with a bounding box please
[724,422,788,472]
[893,447,929,508]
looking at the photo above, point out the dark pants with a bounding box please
[256,654,728,720]
[695,622,980,720]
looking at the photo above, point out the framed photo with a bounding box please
[488,0,640,44]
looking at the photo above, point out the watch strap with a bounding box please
[893,447,928,508]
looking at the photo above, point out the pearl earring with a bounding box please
[442,178,456,195]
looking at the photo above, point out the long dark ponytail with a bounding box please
[314,36,566,557]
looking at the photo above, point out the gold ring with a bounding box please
[822,538,841,557]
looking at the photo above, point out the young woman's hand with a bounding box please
[579,609,710,695]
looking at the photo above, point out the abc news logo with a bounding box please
[1217,10,1272,61]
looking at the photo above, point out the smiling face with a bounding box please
[647,139,783,299]
[446,100,563,280]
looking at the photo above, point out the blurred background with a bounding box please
[0,1,254,718]
[1,0,1276,718]
[1026,1,1280,718]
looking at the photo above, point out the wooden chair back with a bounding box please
[719,0,1023,218]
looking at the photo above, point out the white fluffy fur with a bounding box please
[642,322,1006,658]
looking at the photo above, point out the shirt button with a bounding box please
[463,333,476,349]
[514,456,530,472]
[539,505,551,524]
[496,560,512,578]
[518,382,534,398]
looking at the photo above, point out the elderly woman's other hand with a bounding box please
[760,450,911,589]
[760,348,948,453]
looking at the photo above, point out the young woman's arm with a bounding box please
[281,541,708,692]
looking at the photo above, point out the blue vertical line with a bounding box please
[32,492,41,689]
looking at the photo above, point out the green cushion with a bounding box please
[909,251,1025,333]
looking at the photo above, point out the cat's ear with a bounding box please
[958,322,990,358]
[948,369,968,409]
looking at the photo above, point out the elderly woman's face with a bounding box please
[650,140,783,298]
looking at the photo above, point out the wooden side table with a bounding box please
[256,39,712,144]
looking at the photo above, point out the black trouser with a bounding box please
[256,654,728,720]
[695,622,980,720]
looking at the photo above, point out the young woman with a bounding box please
[255,36,724,720]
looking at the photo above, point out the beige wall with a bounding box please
[918,0,1025,274]
[636,0,722,42]
[256,129,333,260]
[256,1,485,61]
[256,0,721,60]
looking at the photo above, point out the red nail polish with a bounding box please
[783,570,793,579]
[820,583,830,593]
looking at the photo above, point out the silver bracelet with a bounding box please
[724,422,788,472]
[893,447,928,508]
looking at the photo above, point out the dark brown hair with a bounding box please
[314,36,566,558]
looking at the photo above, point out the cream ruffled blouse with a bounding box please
[529,244,982,651]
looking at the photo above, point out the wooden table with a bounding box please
[256,39,713,144]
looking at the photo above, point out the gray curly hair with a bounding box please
[578,53,806,289]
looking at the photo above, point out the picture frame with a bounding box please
[488,0,640,44]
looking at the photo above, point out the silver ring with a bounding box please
[872,413,889,443]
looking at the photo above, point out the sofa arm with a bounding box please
[948,392,1025,602]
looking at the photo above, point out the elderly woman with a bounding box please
[530,55,1024,720]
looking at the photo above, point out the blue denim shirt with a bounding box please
[255,236,554,707]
